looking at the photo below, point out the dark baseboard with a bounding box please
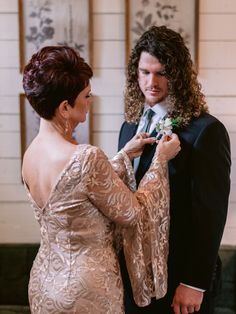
[215,245,236,314]
[0,244,39,307]
[0,305,30,314]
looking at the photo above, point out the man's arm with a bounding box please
[183,120,231,288]
[172,120,231,313]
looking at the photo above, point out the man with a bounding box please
[118,26,231,314]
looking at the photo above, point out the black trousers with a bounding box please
[120,250,220,314]
[124,289,216,314]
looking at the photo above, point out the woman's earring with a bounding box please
[65,119,69,135]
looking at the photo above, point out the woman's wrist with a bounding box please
[122,148,134,161]
[154,150,168,163]
[119,148,132,161]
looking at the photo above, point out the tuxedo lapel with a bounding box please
[150,129,157,138]
[135,138,157,185]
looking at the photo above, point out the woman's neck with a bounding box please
[39,118,78,144]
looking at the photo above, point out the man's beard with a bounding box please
[146,94,167,106]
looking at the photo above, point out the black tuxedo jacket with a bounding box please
[118,112,231,295]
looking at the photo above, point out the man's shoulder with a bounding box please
[119,121,138,139]
[186,112,226,134]
[191,112,220,128]
[180,112,228,144]
[118,121,138,150]
[120,121,137,132]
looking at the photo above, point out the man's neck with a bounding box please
[144,102,168,118]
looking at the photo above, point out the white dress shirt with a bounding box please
[136,102,167,135]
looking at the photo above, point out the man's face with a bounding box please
[138,52,169,106]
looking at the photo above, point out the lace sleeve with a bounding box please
[82,145,170,305]
[109,149,136,192]
[82,146,141,226]
[123,153,170,306]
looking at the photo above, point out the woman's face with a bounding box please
[70,83,92,125]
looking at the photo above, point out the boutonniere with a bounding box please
[155,117,182,139]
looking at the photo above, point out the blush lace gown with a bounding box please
[24,144,170,314]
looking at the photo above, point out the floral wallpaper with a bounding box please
[22,0,90,64]
[25,0,54,50]
[19,0,91,149]
[128,0,197,61]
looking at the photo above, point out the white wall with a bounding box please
[199,1,236,245]
[92,0,125,158]
[0,0,38,242]
[0,0,235,244]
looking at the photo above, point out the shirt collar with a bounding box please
[143,101,168,119]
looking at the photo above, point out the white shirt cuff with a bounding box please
[180,283,206,293]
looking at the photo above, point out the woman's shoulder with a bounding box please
[76,144,108,161]
[74,144,109,175]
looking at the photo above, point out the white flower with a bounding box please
[155,117,183,139]
[163,118,172,128]
[155,119,172,137]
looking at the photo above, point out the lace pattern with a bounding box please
[24,144,169,312]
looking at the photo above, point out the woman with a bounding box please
[22,46,180,314]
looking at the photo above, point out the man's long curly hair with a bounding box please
[125,26,208,126]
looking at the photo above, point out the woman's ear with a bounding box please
[58,100,70,119]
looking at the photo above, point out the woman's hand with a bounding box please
[123,133,156,160]
[156,133,181,161]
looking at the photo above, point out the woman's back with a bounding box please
[24,143,124,314]
[22,132,79,209]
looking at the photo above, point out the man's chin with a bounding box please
[146,99,163,106]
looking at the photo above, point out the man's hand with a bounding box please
[171,285,203,314]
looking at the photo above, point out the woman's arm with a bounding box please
[109,133,156,191]
[82,133,180,226]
